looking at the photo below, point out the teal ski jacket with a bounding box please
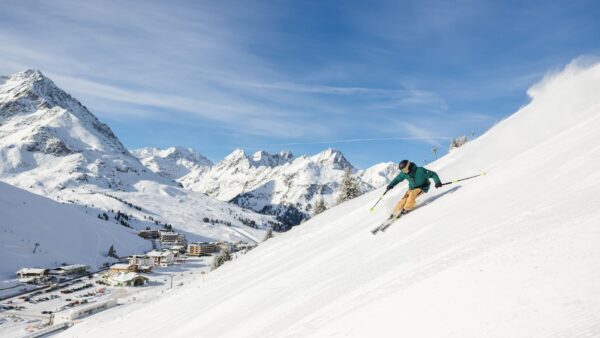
[387,164,441,193]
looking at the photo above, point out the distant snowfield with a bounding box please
[60,59,600,337]
[56,181,271,243]
[0,181,150,282]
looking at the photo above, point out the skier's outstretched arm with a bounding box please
[386,174,404,191]
[425,169,442,188]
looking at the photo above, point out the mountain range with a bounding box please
[133,146,398,229]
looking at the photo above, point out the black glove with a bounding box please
[435,182,442,189]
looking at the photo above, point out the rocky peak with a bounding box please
[0,69,177,192]
[223,148,247,162]
[312,148,353,170]
[2,69,73,113]
[130,146,213,181]
[0,69,125,153]
[160,147,212,166]
[251,150,294,167]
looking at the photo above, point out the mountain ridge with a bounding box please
[134,145,397,229]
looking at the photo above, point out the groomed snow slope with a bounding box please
[0,181,150,282]
[60,59,600,337]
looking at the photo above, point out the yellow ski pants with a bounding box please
[393,188,423,216]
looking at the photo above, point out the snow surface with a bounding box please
[0,180,150,282]
[58,60,600,337]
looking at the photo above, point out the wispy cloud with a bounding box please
[1,0,597,166]
[242,135,454,150]
[227,80,405,95]
[394,121,448,147]
[0,1,450,140]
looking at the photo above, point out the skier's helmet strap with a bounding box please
[398,159,409,170]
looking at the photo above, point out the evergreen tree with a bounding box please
[107,244,119,259]
[211,249,232,270]
[337,168,362,204]
[449,135,468,152]
[312,197,327,215]
[263,228,274,242]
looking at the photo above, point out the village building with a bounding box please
[107,272,149,287]
[16,268,49,284]
[147,250,175,267]
[187,242,217,256]
[49,264,90,278]
[235,241,257,252]
[169,244,187,254]
[109,263,137,275]
[128,255,154,266]
[159,231,187,247]
[138,229,160,239]
[216,242,236,253]
[136,265,153,273]
[63,299,118,321]
[168,249,181,259]
[128,255,154,273]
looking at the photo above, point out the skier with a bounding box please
[385,160,442,219]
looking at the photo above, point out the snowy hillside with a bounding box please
[55,181,280,244]
[60,59,600,338]
[0,70,282,243]
[150,147,397,228]
[0,180,150,282]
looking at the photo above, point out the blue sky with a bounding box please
[1,0,599,168]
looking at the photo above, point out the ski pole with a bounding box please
[441,172,486,186]
[369,189,389,212]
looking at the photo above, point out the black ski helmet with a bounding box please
[398,159,410,170]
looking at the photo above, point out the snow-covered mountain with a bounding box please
[0,69,281,243]
[0,70,178,193]
[131,146,213,182]
[357,160,399,188]
[165,147,397,229]
[0,69,175,193]
[59,59,600,338]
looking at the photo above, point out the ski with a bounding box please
[371,215,401,235]
[371,211,411,235]
[371,218,392,235]
[379,214,402,232]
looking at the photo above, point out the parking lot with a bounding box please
[0,255,213,337]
